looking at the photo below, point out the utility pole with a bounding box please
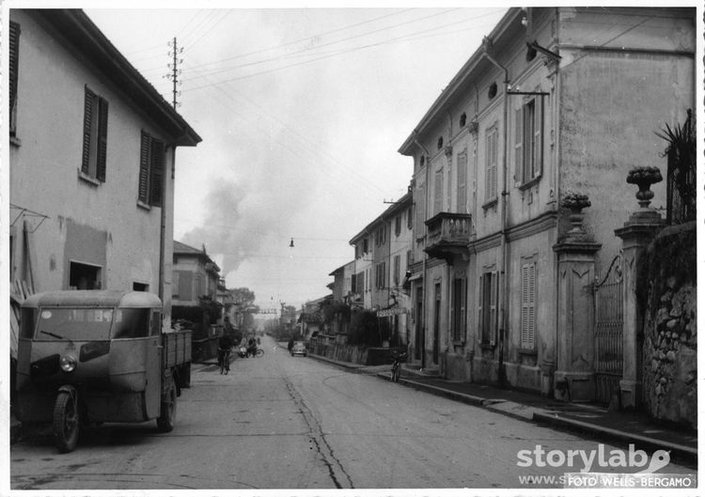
[166,38,183,109]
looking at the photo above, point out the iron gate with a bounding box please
[593,254,624,404]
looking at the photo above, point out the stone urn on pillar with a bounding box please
[615,166,665,410]
[561,191,591,239]
[625,166,663,222]
[552,192,601,401]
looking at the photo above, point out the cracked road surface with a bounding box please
[10,336,695,490]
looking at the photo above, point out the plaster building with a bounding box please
[9,10,201,336]
[398,7,695,398]
[171,241,221,307]
[349,192,414,344]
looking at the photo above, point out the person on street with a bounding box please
[246,335,257,357]
[218,330,234,373]
[287,337,294,353]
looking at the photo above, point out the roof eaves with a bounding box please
[398,8,519,155]
[31,9,201,147]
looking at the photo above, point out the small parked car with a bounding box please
[290,341,307,357]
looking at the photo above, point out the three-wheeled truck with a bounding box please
[16,290,192,453]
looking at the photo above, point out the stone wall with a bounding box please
[308,340,405,366]
[641,222,696,430]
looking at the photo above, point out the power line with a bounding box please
[182,10,504,90]
[183,8,416,73]
[182,8,499,84]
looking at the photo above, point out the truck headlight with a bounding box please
[60,355,77,372]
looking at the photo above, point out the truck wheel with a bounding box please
[156,382,177,433]
[53,390,80,453]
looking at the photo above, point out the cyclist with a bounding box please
[246,336,257,357]
[218,330,234,374]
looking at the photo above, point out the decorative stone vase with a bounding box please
[561,191,591,236]
[626,166,663,209]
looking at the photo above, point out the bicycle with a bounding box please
[218,347,232,374]
[390,351,408,383]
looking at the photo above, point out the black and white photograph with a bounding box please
[3,1,701,495]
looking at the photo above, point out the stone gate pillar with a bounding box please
[553,193,601,401]
[614,167,665,409]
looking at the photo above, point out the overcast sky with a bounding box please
[75,4,509,309]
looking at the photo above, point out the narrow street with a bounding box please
[11,336,695,490]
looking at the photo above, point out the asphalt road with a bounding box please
[10,336,696,491]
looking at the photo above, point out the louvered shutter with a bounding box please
[9,21,20,135]
[486,130,497,200]
[434,169,443,214]
[527,262,536,348]
[150,138,165,206]
[521,264,529,348]
[81,88,95,174]
[490,271,498,346]
[477,274,484,342]
[96,97,108,182]
[521,262,537,349]
[457,153,467,212]
[450,279,457,339]
[138,132,151,203]
[461,278,467,341]
[514,108,523,184]
[534,98,543,179]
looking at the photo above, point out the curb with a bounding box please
[292,352,698,467]
[374,371,698,467]
[533,411,698,464]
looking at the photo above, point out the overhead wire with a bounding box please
[182,9,505,90]
[182,8,500,83]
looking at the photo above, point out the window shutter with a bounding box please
[528,262,536,348]
[457,153,467,212]
[150,138,165,206]
[434,169,443,214]
[82,88,95,174]
[138,132,151,203]
[520,264,529,348]
[523,102,533,182]
[486,129,497,200]
[461,278,467,340]
[9,21,20,135]
[534,97,544,178]
[514,108,523,184]
[450,279,457,339]
[490,271,498,346]
[96,97,108,182]
[478,274,485,343]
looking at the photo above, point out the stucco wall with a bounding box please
[557,8,695,273]
[10,11,169,296]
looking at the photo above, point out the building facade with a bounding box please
[171,241,221,306]
[348,193,414,345]
[399,7,695,395]
[9,10,200,334]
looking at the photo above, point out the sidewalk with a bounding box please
[307,352,698,467]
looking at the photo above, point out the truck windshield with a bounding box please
[36,308,113,341]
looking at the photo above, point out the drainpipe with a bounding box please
[480,50,510,387]
[413,132,430,370]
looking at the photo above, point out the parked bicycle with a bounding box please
[390,351,408,383]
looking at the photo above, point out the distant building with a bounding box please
[172,241,221,306]
[348,192,413,344]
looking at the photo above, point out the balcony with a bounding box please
[424,212,472,262]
